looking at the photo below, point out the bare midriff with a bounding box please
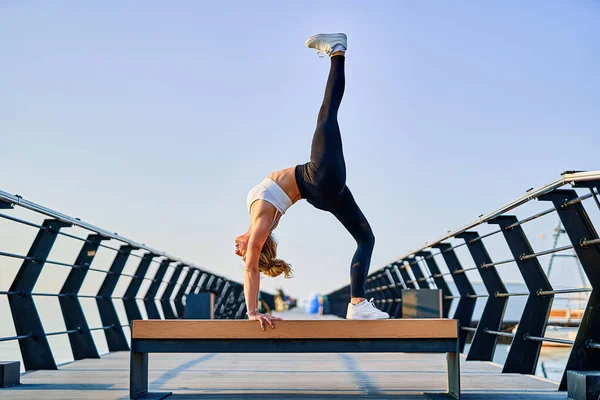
[268,166,302,205]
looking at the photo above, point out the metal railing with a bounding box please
[0,190,275,371]
[326,170,600,390]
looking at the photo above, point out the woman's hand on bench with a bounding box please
[248,312,283,331]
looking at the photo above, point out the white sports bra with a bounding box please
[247,178,293,231]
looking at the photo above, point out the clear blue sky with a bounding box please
[1,1,599,299]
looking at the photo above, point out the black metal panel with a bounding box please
[161,263,183,319]
[539,187,600,389]
[194,272,209,294]
[396,261,414,288]
[132,338,458,354]
[416,251,454,318]
[123,253,157,322]
[488,215,553,375]
[201,275,215,292]
[174,267,195,318]
[407,257,427,289]
[144,259,171,319]
[97,245,134,352]
[234,301,247,320]
[456,231,508,361]
[8,219,71,371]
[378,271,396,314]
[59,234,108,360]
[384,267,403,318]
[186,269,202,296]
[0,199,14,209]
[431,244,476,352]
[213,282,231,318]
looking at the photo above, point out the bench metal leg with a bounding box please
[424,351,461,400]
[447,351,460,399]
[130,351,171,399]
[130,351,148,399]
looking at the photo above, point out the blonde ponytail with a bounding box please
[258,235,293,279]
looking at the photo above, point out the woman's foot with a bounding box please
[346,298,390,320]
[305,33,347,57]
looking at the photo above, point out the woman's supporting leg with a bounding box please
[330,187,375,300]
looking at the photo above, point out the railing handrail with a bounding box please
[0,189,203,269]
[398,170,600,261]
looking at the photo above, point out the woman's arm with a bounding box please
[243,213,281,329]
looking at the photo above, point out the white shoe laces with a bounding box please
[368,298,388,316]
[314,43,332,58]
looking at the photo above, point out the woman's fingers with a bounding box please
[265,316,275,329]
[253,314,280,330]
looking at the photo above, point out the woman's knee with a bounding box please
[358,224,375,248]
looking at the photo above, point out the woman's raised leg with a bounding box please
[304,34,348,196]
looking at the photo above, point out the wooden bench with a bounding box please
[130,319,460,399]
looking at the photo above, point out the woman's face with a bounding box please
[235,234,248,259]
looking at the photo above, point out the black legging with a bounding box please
[295,55,375,299]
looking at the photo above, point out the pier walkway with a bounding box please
[2,310,563,400]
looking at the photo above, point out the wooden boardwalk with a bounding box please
[0,311,565,399]
[1,352,564,399]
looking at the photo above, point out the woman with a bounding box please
[235,33,389,330]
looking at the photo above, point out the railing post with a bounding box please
[407,257,427,289]
[488,215,554,375]
[192,271,208,296]
[384,266,403,318]
[8,219,71,371]
[96,244,134,352]
[415,251,454,318]
[229,283,246,319]
[456,231,508,362]
[201,275,215,292]
[395,261,414,288]
[187,269,202,295]
[123,253,157,322]
[59,234,109,360]
[217,281,237,318]
[431,243,476,352]
[377,271,396,314]
[214,281,231,318]
[369,273,384,309]
[161,263,184,319]
[539,186,600,389]
[174,267,195,318]
[143,259,172,319]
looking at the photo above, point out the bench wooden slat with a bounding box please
[131,319,458,340]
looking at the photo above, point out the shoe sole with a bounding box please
[345,315,390,320]
[305,33,347,49]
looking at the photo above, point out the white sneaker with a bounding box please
[346,298,390,320]
[305,33,347,57]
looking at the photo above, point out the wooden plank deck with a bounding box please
[0,350,564,399]
[0,311,565,399]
